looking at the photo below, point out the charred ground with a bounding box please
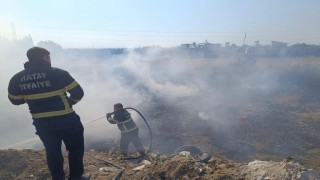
[89,58,320,173]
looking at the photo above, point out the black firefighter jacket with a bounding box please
[107,109,138,133]
[8,61,84,119]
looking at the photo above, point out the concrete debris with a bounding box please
[133,164,145,171]
[240,160,306,180]
[142,160,151,165]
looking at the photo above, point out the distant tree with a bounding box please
[287,43,320,57]
[37,40,63,52]
[0,35,34,54]
[20,35,34,47]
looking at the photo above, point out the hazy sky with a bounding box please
[0,0,319,48]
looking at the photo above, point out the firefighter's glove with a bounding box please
[106,113,112,118]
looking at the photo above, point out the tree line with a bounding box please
[1,35,320,58]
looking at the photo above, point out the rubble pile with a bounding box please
[0,149,316,180]
[240,160,306,180]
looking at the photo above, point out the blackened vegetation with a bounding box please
[135,63,320,172]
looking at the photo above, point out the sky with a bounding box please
[0,0,320,48]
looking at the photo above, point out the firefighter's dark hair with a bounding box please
[27,47,50,61]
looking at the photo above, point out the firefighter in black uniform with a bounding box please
[8,47,90,180]
[107,103,145,157]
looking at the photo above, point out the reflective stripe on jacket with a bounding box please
[8,61,84,119]
[107,109,138,133]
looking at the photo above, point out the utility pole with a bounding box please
[242,33,247,54]
[242,33,246,47]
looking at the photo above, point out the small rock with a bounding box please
[208,157,217,163]
[257,176,263,180]
[149,153,158,158]
[142,160,151,165]
[159,155,167,159]
[133,164,146,171]
[179,151,191,157]
[182,175,190,180]
[218,164,227,169]
[99,167,117,175]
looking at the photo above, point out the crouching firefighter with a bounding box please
[107,103,145,157]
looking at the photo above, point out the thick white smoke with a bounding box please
[0,42,281,153]
[0,45,35,148]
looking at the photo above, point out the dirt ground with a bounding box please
[0,148,316,180]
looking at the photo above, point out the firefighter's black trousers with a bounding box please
[33,112,84,180]
[120,128,145,156]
